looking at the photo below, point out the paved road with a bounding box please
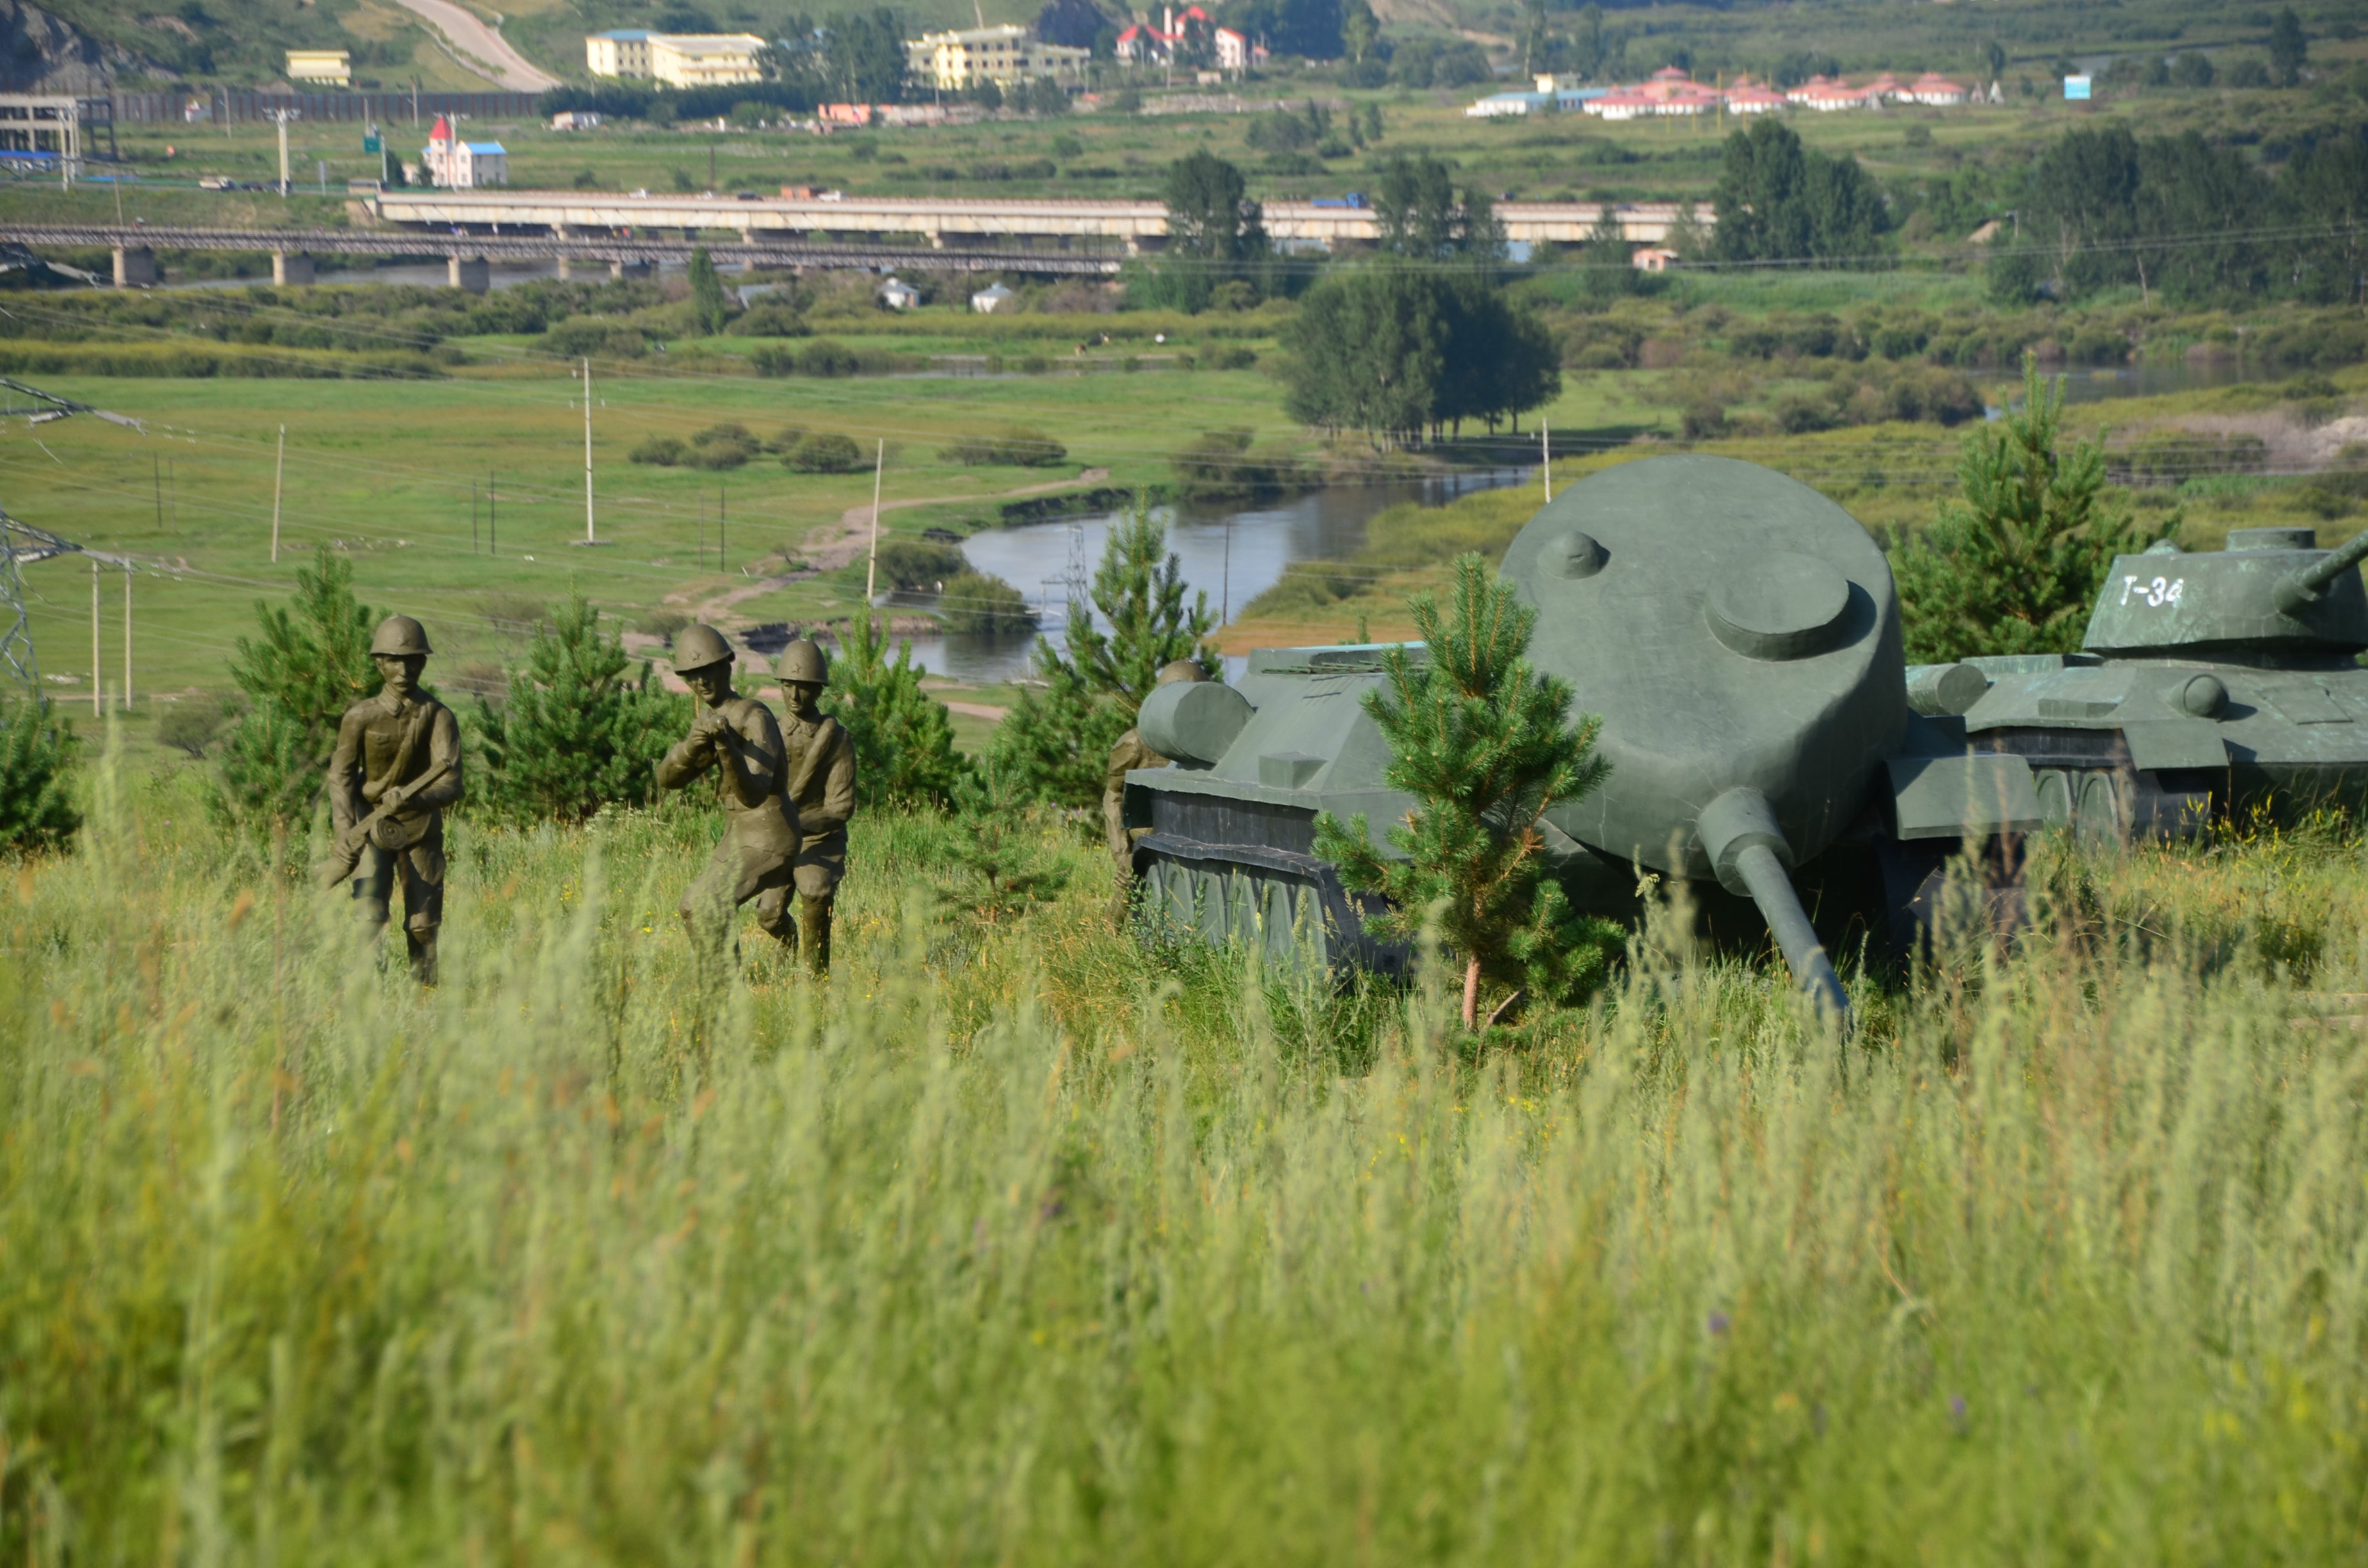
[386,0,561,93]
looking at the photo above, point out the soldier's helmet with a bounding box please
[370,615,432,657]
[1155,658,1206,686]
[673,623,736,674]
[778,638,828,687]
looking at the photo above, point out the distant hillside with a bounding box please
[37,0,450,89]
[0,0,159,90]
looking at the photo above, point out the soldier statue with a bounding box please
[773,638,857,974]
[1104,659,1206,892]
[655,624,805,960]
[327,614,465,983]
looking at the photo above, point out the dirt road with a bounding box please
[386,0,561,92]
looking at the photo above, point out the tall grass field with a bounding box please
[3,742,2366,1561]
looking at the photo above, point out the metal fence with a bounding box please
[108,90,542,126]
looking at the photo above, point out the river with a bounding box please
[890,467,1535,683]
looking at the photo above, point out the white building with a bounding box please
[906,25,1088,90]
[586,29,766,88]
[286,50,351,86]
[1213,27,1266,72]
[880,277,921,309]
[420,116,507,189]
[550,110,602,130]
[970,282,1014,314]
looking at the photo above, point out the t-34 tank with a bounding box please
[1930,525,2368,842]
[1123,454,2048,1015]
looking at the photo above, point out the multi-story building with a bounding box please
[906,24,1088,90]
[585,29,766,88]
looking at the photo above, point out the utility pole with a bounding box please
[581,357,596,543]
[88,557,99,715]
[472,480,479,554]
[489,473,496,556]
[1542,420,1552,502]
[270,424,284,562]
[121,562,131,711]
[865,439,885,599]
[718,486,725,572]
[267,108,299,197]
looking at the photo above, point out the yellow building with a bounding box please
[586,30,765,88]
[905,26,1089,90]
[286,49,352,86]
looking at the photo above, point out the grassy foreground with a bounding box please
[4,746,2368,1560]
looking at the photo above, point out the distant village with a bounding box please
[1467,67,2004,120]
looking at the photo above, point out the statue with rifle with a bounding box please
[657,623,807,961]
[325,615,465,983]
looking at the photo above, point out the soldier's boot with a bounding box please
[797,893,833,975]
[405,927,439,986]
[350,845,394,956]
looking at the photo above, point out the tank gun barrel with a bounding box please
[2274,528,2368,613]
[1698,788,1850,1025]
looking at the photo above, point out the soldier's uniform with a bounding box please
[774,639,857,973]
[328,615,464,981]
[1103,659,1207,886]
[657,625,805,955]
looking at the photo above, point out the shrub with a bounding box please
[685,421,761,470]
[941,427,1069,468]
[0,698,77,855]
[155,700,231,760]
[869,538,969,591]
[939,570,1037,634]
[637,608,693,643]
[788,432,864,473]
[630,435,687,466]
[543,318,646,359]
[728,302,809,338]
[1681,400,1729,441]
[799,339,862,377]
[469,591,687,824]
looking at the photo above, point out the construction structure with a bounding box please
[0,95,115,177]
[0,379,140,708]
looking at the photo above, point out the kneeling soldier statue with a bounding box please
[327,614,464,983]
[774,638,857,974]
[657,623,805,959]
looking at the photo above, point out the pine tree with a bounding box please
[823,602,971,808]
[940,755,1069,920]
[216,545,379,837]
[1313,553,1622,1029]
[1893,355,2169,664]
[689,245,730,336]
[0,696,78,855]
[988,503,1217,807]
[471,590,686,823]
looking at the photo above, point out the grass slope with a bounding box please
[1,753,2365,1556]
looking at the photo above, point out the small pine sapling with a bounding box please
[0,696,78,855]
[823,603,971,807]
[1894,354,2171,664]
[942,757,1069,921]
[471,589,685,823]
[215,546,378,838]
[1314,553,1622,1029]
[986,500,1217,807]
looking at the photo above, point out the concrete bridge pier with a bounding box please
[272,252,314,286]
[448,255,489,293]
[111,245,156,288]
[610,259,651,281]
[555,256,572,281]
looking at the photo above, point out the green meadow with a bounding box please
[3,747,2366,1560]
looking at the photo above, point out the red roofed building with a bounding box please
[1907,71,1968,105]
[1787,74,1871,110]
[1721,74,1787,113]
